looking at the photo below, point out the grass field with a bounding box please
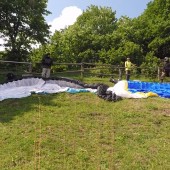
[0,76,170,170]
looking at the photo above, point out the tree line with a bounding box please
[0,0,170,73]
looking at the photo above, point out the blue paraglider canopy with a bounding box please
[128,81,170,98]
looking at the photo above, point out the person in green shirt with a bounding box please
[125,57,134,81]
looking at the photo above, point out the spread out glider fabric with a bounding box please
[0,78,169,101]
[0,78,96,101]
[0,78,45,101]
[128,81,170,98]
[107,81,155,98]
[108,80,169,98]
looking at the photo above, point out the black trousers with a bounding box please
[126,70,131,81]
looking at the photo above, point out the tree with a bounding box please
[34,0,169,69]
[0,0,50,61]
[50,5,117,63]
[134,0,170,59]
[105,16,143,65]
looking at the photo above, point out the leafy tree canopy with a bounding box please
[0,0,51,61]
[31,0,169,71]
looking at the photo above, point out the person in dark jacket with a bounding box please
[41,53,53,78]
[160,57,170,82]
[6,73,16,82]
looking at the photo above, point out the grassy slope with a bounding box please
[0,93,170,170]
[0,76,170,169]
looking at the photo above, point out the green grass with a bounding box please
[0,76,170,169]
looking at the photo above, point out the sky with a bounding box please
[0,0,152,51]
[46,0,152,34]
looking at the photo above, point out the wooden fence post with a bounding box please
[157,66,160,81]
[29,63,33,73]
[81,62,84,78]
[118,65,122,80]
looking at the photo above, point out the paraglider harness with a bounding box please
[52,77,122,102]
[96,84,122,102]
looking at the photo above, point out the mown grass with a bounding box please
[0,76,170,170]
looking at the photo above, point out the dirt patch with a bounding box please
[154,108,170,117]
[87,112,102,117]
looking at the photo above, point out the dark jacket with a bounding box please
[163,60,170,77]
[42,55,53,68]
[163,61,170,71]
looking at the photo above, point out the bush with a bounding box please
[140,52,160,78]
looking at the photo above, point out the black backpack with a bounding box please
[97,84,122,102]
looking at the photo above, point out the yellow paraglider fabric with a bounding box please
[108,80,158,99]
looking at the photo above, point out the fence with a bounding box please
[0,60,164,81]
[48,62,161,81]
[0,60,32,74]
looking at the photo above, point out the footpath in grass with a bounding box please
[0,91,170,170]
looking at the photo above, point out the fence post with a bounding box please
[29,63,33,73]
[118,65,122,80]
[81,62,84,78]
[157,66,160,81]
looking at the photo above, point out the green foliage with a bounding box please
[0,0,50,61]
[88,64,111,77]
[136,0,170,58]
[0,51,6,59]
[141,52,160,78]
[29,0,169,72]
[48,5,117,64]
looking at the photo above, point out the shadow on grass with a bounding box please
[0,75,110,123]
[0,93,62,123]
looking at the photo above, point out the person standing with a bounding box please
[41,53,53,78]
[125,57,133,81]
[160,57,170,82]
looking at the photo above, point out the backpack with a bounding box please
[97,84,122,102]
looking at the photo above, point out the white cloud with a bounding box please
[48,6,82,34]
[0,6,82,51]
